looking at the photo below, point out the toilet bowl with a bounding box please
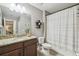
[38,37,51,54]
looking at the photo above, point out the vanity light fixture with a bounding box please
[9,3,26,14]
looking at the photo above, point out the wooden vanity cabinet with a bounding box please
[0,38,38,56]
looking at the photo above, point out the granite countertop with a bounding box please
[0,36,37,46]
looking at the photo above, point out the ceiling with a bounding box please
[0,3,78,14]
[30,3,77,13]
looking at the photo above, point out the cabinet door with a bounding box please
[1,49,23,56]
[24,43,37,56]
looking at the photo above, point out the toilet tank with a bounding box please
[38,37,44,44]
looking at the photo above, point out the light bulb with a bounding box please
[17,4,21,12]
[9,3,16,11]
[22,6,26,12]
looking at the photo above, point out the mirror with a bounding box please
[0,4,31,37]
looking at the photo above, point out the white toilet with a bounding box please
[38,37,51,55]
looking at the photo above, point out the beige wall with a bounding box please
[0,3,43,37]
[20,4,43,37]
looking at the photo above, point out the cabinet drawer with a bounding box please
[24,38,38,47]
[1,49,23,56]
[0,42,23,55]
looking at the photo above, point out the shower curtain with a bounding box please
[47,6,78,56]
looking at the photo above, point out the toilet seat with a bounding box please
[42,43,51,49]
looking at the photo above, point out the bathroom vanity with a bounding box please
[0,36,38,56]
[0,4,38,56]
